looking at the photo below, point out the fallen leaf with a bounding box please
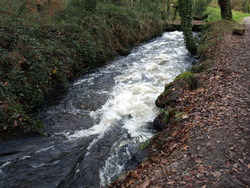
[212,171,221,178]
[248,164,250,169]
[130,172,140,179]
[183,176,192,181]
[167,181,175,185]
[182,114,188,119]
[181,144,188,150]
[140,180,150,188]
[196,173,203,178]
[171,131,179,137]
[195,158,202,164]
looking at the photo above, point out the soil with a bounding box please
[110,18,250,188]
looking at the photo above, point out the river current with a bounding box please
[0,31,194,187]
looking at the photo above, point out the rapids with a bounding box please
[0,31,194,187]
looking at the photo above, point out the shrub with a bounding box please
[0,0,164,136]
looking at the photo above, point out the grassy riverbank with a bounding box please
[0,0,164,137]
[206,6,250,23]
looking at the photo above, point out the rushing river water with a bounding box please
[0,32,194,187]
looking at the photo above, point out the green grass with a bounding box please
[205,6,250,23]
[233,11,250,23]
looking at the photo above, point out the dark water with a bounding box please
[0,32,194,187]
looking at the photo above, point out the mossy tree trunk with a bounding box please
[218,0,232,20]
[178,0,197,54]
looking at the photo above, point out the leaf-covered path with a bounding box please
[111,18,250,188]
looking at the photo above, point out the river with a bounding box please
[0,31,194,187]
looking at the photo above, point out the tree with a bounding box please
[178,0,197,54]
[218,0,232,19]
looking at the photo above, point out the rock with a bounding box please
[153,117,164,131]
[117,48,131,56]
[193,14,208,21]
[153,115,167,131]
[155,72,198,109]
[125,149,148,171]
[232,26,245,35]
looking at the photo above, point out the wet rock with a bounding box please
[125,149,148,171]
[153,116,166,131]
[117,48,131,56]
[232,26,245,35]
[155,72,198,109]
[73,91,110,111]
[40,113,94,136]
[155,85,179,108]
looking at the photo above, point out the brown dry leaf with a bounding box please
[183,176,192,181]
[212,171,221,178]
[181,144,188,150]
[130,172,140,179]
[167,181,175,185]
[248,164,250,169]
[171,131,179,137]
[140,180,150,188]
[182,114,188,119]
[195,158,202,164]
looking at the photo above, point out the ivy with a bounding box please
[178,0,197,54]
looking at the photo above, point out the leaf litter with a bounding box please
[110,19,250,188]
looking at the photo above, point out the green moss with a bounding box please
[174,71,198,90]
[190,63,207,73]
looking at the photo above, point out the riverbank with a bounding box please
[0,1,164,138]
[110,19,250,187]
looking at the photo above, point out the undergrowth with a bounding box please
[0,0,163,136]
[198,20,236,57]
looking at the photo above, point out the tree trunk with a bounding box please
[178,0,197,54]
[218,0,232,19]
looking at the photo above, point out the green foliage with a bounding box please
[160,108,174,122]
[205,6,222,22]
[190,63,207,73]
[0,0,163,135]
[139,139,151,150]
[197,20,236,58]
[193,0,210,16]
[174,71,198,90]
[135,134,151,150]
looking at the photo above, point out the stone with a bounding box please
[232,27,245,35]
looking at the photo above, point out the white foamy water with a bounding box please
[0,32,194,188]
[69,31,191,140]
[66,32,193,186]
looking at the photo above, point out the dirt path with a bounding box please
[111,18,250,188]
